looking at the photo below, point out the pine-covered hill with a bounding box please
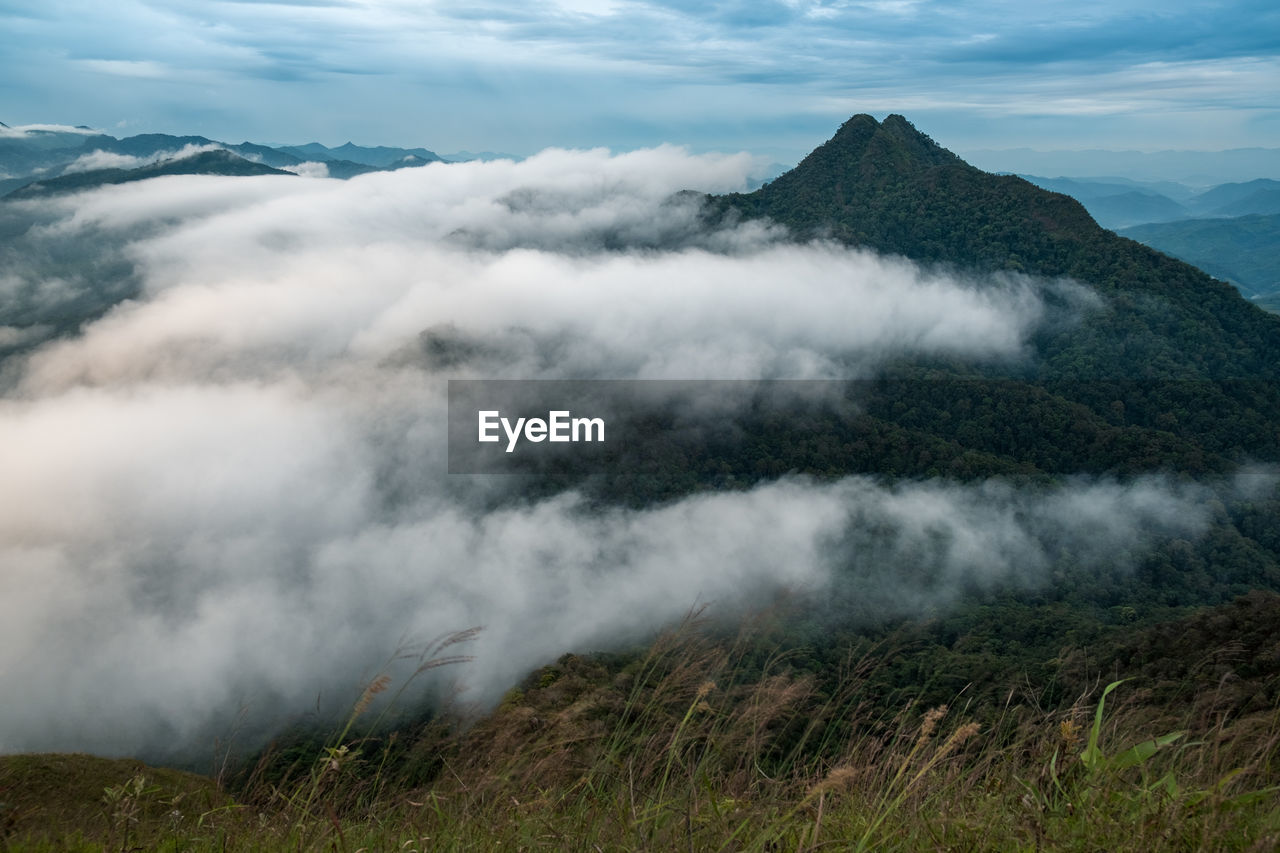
[708,114,1280,382]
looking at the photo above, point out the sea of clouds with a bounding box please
[0,148,1244,759]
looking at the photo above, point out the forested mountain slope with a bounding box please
[711,114,1280,380]
[693,115,1280,485]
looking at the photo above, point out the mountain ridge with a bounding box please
[5,149,293,199]
[1120,213,1280,300]
[702,113,1280,475]
[0,129,444,195]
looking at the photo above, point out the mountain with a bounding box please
[1206,188,1280,218]
[1017,175,1196,203]
[1013,176,1190,228]
[1009,175,1280,232]
[441,150,524,162]
[1081,175,1200,202]
[276,142,335,161]
[712,114,1280,370]
[1009,175,1280,301]
[704,114,1280,484]
[0,126,112,153]
[83,134,315,171]
[224,141,306,169]
[0,127,114,178]
[278,141,443,167]
[962,146,1280,185]
[1120,213,1280,300]
[1080,189,1191,227]
[0,131,443,195]
[1013,176,1280,226]
[1188,179,1280,217]
[82,133,222,159]
[4,149,292,199]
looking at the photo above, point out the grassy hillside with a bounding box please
[4,597,1280,851]
[0,754,230,848]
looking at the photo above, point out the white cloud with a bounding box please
[60,143,227,174]
[19,147,1054,388]
[0,147,1222,760]
[0,123,102,138]
[283,160,330,178]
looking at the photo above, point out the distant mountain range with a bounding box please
[5,149,292,199]
[1119,214,1280,301]
[3,120,1277,307]
[963,146,1280,185]
[275,141,443,169]
[0,126,447,198]
[1016,175,1280,229]
[439,150,524,162]
[1004,175,1280,304]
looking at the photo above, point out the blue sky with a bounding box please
[1,0,1277,161]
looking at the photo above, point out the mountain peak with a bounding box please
[829,112,879,140]
[771,113,966,199]
[720,113,975,241]
[711,109,1135,279]
[848,113,959,168]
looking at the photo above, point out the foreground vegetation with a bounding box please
[4,598,1279,852]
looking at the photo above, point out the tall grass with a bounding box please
[4,615,1279,851]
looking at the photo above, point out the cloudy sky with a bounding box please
[1,0,1277,160]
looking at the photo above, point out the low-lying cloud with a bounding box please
[60,143,227,175]
[282,161,330,179]
[0,123,103,139]
[0,145,1225,760]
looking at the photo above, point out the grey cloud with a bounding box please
[4,0,1277,156]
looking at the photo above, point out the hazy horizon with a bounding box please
[6,116,1279,187]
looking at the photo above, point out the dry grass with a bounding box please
[3,616,1279,851]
